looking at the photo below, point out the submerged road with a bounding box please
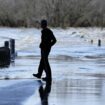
[0,74,105,105]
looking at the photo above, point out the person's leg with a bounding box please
[43,49,52,80]
[33,50,44,78]
[44,57,52,79]
[37,58,44,77]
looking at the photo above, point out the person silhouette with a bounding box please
[39,81,52,105]
[33,20,57,81]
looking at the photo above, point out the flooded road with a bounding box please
[49,76,105,105]
[0,57,105,105]
[0,28,105,105]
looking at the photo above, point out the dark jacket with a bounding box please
[40,28,56,50]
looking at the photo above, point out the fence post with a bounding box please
[4,41,9,48]
[91,40,93,44]
[10,39,15,61]
[98,39,101,47]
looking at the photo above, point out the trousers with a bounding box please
[38,48,52,79]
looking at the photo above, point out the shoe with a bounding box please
[42,77,52,82]
[33,73,41,78]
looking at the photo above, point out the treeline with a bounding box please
[0,0,105,27]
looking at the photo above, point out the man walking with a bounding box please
[33,20,57,81]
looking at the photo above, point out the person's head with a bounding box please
[41,19,47,29]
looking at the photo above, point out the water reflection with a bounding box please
[50,76,105,105]
[39,81,52,105]
[54,78,103,97]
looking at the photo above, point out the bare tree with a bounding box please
[0,0,105,27]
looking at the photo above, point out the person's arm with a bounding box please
[50,31,57,46]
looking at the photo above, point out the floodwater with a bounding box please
[0,27,105,105]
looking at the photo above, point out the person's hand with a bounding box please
[39,43,42,48]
